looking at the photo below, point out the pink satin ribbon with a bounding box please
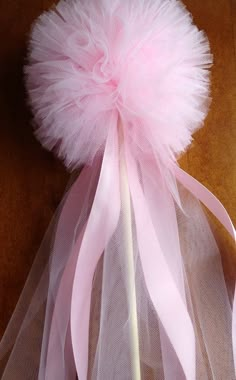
[70,121,121,380]
[40,160,100,379]
[173,165,236,241]
[126,149,196,379]
[45,228,85,380]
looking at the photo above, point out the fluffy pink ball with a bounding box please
[25,0,212,169]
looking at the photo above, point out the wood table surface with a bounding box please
[0,0,235,375]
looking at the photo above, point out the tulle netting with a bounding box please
[0,147,234,380]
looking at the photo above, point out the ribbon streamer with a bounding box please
[70,119,120,380]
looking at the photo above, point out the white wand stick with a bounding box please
[118,118,141,380]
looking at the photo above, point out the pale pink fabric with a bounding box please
[25,0,212,170]
[1,125,235,379]
[0,0,235,378]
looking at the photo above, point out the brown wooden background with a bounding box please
[0,0,235,354]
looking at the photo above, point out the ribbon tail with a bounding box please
[38,160,100,379]
[126,149,196,380]
[70,121,121,380]
[44,225,86,380]
[173,165,236,241]
[139,158,189,378]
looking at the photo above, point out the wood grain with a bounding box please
[0,0,235,373]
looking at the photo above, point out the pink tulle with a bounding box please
[1,124,235,379]
[1,0,235,379]
[25,0,212,169]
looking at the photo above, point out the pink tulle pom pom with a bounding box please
[25,0,212,169]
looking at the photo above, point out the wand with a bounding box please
[0,0,235,379]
